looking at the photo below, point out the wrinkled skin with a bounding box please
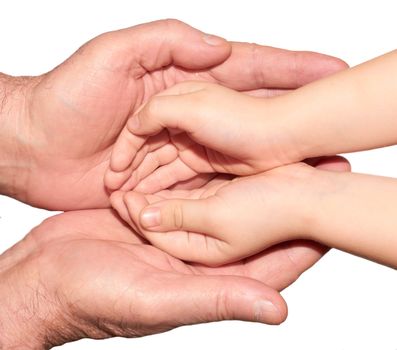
[0,209,329,347]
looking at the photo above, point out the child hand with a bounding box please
[105,81,300,194]
[110,157,350,266]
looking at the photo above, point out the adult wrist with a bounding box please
[0,238,77,349]
[0,267,46,348]
[0,73,36,200]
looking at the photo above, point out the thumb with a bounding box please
[148,273,287,326]
[93,19,231,73]
[139,197,218,233]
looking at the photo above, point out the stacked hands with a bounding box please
[1,18,396,348]
[105,82,350,266]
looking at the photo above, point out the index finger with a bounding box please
[207,42,348,91]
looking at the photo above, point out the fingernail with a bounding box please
[253,300,280,323]
[141,207,161,228]
[202,34,226,46]
[128,116,140,131]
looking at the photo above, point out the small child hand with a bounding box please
[110,158,349,266]
[105,81,299,194]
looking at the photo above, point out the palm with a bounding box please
[14,20,346,210]
[13,209,325,343]
[33,209,324,312]
[24,46,216,210]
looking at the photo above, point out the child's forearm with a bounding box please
[306,170,397,268]
[269,50,397,159]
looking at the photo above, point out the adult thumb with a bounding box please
[93,19,231,73]
[150,273,287,326]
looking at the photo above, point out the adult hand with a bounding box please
[0,19,347,210]
[0,209,304,348]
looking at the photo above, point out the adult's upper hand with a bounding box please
[0,209,308,348]
[0,19,347,210]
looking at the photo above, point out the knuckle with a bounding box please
[144,96,163,119]
[214,287,232,321]
[171,202,184,229]
[249,42,266,86]
[123,191,135,205]
[160,18,185,31]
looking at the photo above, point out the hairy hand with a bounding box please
[0,208,324,348]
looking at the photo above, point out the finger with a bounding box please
[95,19,231,75]
[127,88,206,137]
[129,130,171,171]
[125,195,226,266]
[138,196,220,234]
[105,164,135,191]
[207,42,348,90]
[134,158,198,194]
[128,272,287,326]
[126,144,178,190]
[241,240,329,291]
[168,173,216,191]
[110,125,171,175]
[110,190,136,229]
[307,155,351,172]
[110,124,149,172]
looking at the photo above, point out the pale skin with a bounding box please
[107,50,397,268]
[0,19,350,346]
[111,158,352,267]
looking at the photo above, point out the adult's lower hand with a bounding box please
[0,209,290,348]
[0,19,347,210]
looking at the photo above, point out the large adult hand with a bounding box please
[0,209,297,348]
[0,19,347,210]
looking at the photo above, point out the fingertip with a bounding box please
[243,282,288,325]
[110,153,131,173]
[104,167,134,191]
[253,297,288,325]
[318,55,349,77]
[314,155,352,172]
[208,277,288,325]
[110,190,123,208]
[201,33,231,59]
[123,191,150,219]
[110,190,131,224]
[295,51,349,85]
[140,206,161,229]
[127,115,141,133]
[310,52,349,79]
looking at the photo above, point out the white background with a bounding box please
[0,0,396,349]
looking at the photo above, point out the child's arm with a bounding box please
[105,50,397,194]
[273,49,397,159]
[306,170,397,269]
[112,162,397,269]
